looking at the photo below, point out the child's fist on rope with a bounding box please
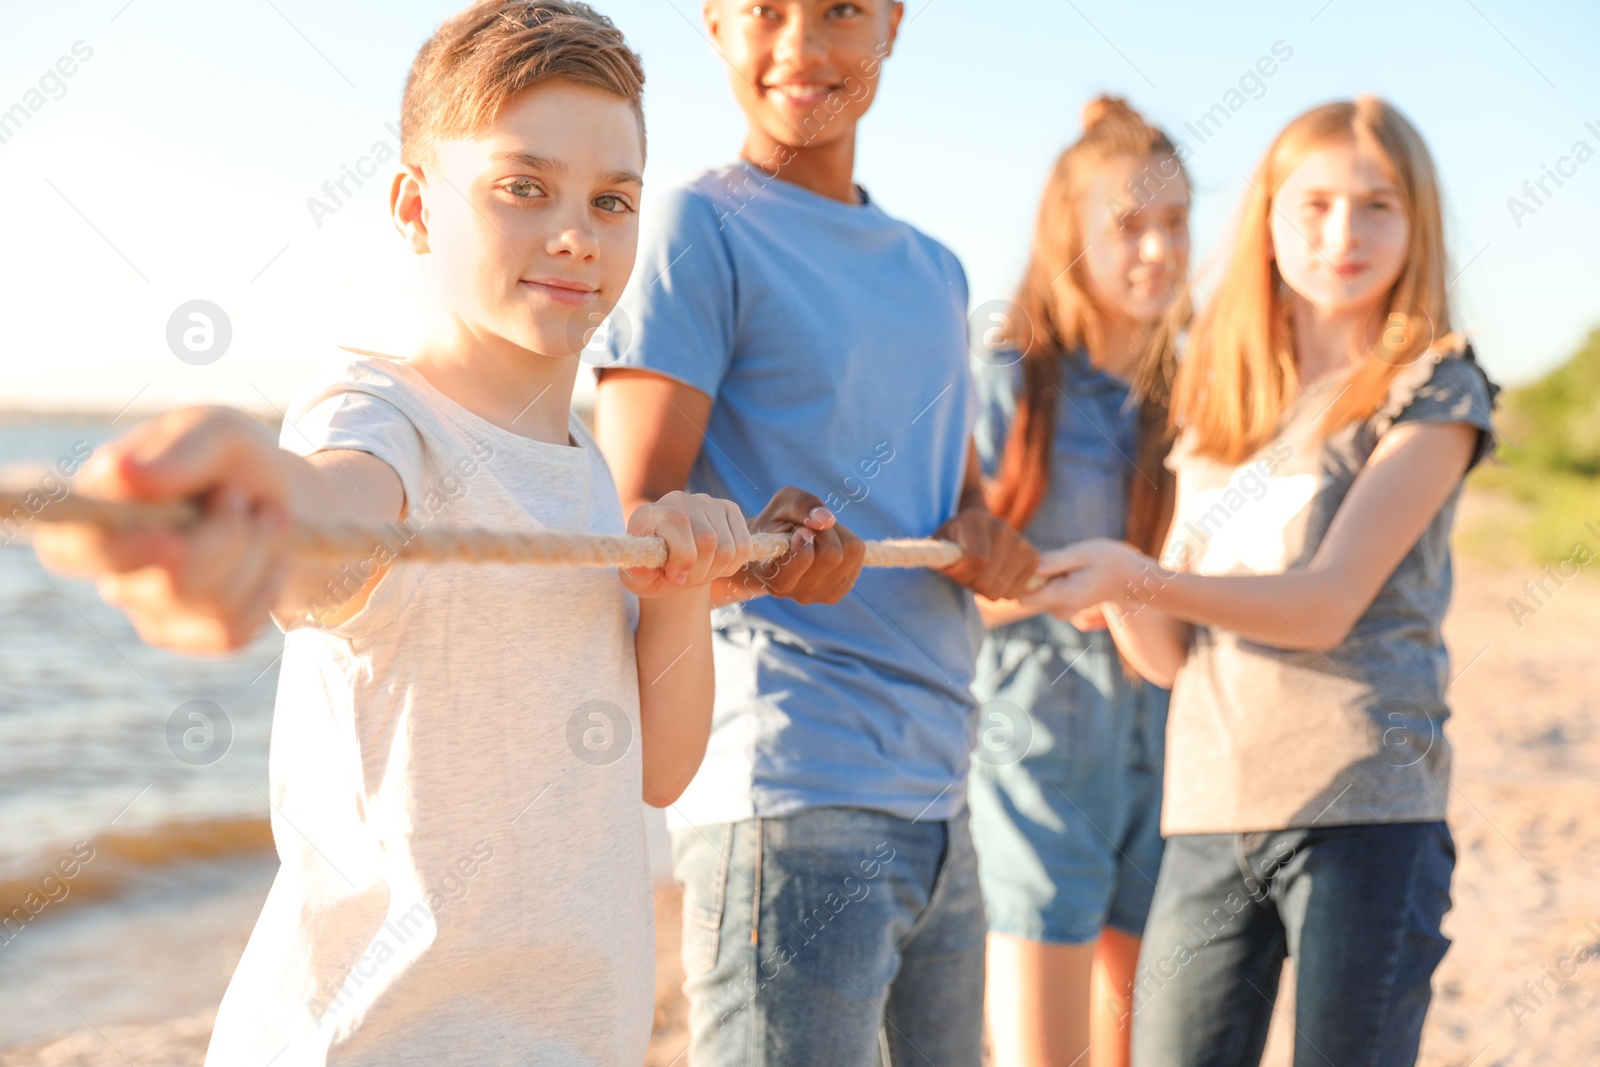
[1023,539,1164,622]
[622,492,754,598]
[934,506,1040,601]
[32,408,301,653]
[934,442,1041,600]
[739,487,865,605]
[34,407,413,652]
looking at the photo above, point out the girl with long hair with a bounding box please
[1026,97,1498,1067]
[969,96,1189,1067]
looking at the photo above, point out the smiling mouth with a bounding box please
[764,82,840,107]
[521,279,599,306]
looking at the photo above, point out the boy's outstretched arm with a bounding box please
[623,491,751,807]
[33,407,404,652]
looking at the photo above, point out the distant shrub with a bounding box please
[1463,328,1600,565]
[1498,328,1600,476]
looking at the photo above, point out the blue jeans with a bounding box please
[1132,822,1455,1067]
[671,807,985,1067]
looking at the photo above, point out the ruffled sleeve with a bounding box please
[1374,340,1500,472]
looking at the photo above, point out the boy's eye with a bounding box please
[826,2,864,16]
[749,4,783,18]
[594,194,635,215]
[503,179,545,199]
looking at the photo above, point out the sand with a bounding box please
[6,555,1597,1067]
[0,886,691,1067]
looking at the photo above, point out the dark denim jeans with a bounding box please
[1132,822,1454,1067]
[671,806,985,1067]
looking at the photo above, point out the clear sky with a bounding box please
[2,0,1597,415]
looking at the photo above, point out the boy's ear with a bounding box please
[702,0,720,42]
[391,164,430,255]
[883,0,903,56]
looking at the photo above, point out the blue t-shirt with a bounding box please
[605,160,982,828]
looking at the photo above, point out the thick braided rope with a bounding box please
[1,490,965,570]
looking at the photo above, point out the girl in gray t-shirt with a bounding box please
[1024,97,1497,1067]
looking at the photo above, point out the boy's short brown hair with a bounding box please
[401,0,646,166]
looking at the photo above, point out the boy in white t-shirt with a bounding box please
[35,3,761,1063]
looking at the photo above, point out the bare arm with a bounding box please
[36,406,750,811]
[1015,478,1193,684]
[612,490,750,806]
[634,588,715,806]
[1099,593,1193,690]
[975,597,1047,627]
[276,450,404,625]
[1099,488,1197,688]
[593,369,710,516]
[591,370,731,597]
[1029,422,1478,678]
[34,408,405,650]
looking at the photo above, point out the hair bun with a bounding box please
[1081,95,1132,131]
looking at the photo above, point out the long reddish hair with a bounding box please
[1173,97,1452,463]
[986,97,1186,555]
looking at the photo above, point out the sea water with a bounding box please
[0,416,283,1048]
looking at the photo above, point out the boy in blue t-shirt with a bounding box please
[594,2,1038,1062]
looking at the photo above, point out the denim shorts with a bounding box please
[671,806,986,1067]
[968,620,1168,944]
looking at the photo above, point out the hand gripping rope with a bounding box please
[0,489,966,571]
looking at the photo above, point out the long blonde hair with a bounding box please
[1173,97,1451,464]
[987,96,1187,555]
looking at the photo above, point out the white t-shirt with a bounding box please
[206,354,653,1066]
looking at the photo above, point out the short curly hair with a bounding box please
[400,0,646,167]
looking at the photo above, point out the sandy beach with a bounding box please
[5,548,1597,1067]
[0,884,693,1067]
[1258,551,1600,1067]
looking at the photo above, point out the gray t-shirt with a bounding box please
[1160,348,1498,834]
